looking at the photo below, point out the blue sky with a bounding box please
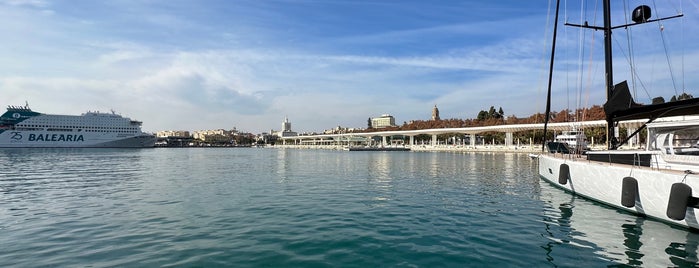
[1,0,698,133]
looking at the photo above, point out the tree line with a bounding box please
[356,91,693,145]
[358,105,608,145]
[364,105,604,129]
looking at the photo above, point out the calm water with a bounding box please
[1,148,698,267]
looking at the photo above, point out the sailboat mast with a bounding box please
[543,0,562,152]
[603,0,616,150]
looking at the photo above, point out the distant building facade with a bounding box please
[257,132,278,145]
[156,127,254,146]
[192,128,239,143]
[275,117,298,137]
[323,126,362,134]
[432,105,440,121]
[282,117,291,132]
[156,130,193,147]
[156,130,190,138]
[371,114,396,128]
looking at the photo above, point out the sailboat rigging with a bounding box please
[538,0,699,230]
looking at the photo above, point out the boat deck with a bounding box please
[542,152,695,176]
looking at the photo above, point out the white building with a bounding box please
[156,130,190,138]
[324,126,362,134]
[276,117,298,137]
[192,129,239,142]
[371,114,396,128]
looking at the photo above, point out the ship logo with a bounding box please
[12,113,20,119]
[10,132,22,140]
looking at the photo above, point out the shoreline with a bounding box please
[267,144,614,153]
[268,144,545,153]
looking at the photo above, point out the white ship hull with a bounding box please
[0,130,156,148]
[538,153,699,229]
[0,105,156,148]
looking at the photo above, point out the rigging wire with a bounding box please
[581,0,599,123]
[565,0,585,123]
[666,0,686,95]
[575,0,586,122]
[610,0,686,103]
[564,0,570,122]
[623,0,638,100]
[613,37,652,101]
[680,0,685,94]
[653,0,680,97]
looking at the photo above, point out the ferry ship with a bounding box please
[0,104,156,148]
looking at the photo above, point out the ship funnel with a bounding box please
[632,5,651,23]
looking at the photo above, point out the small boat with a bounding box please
[538,1,699,229]
[553,129,588,153]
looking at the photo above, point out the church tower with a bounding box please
[431,105,440,121]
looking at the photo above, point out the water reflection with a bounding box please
[275,148,291,182]
[0,148,147,231]
[367,152,393,183]
[619,218,643,267]
[0,148,146,193]
[364,152,396,206]
[503,153,515,177]
[428,151,440,178]
[540,182,699,266]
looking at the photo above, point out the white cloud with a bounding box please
[2,1,698,134]
[2,0,48,8]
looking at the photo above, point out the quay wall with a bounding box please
[269,144,545,153]
[268,144,613,153]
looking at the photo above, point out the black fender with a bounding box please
[558,164,570,185]
[667,183,692,221]
[621,177,638,208]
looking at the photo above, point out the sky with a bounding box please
[1,0,699,134]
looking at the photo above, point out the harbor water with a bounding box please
[1,148,698,267]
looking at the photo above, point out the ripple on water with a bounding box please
[1,149,699,266]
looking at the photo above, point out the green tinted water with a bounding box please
[0,148,697,267]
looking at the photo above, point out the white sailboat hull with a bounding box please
[538,153,699,229]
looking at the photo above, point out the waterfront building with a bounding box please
[432,105,440,121]
[192,129,238,143]
[156,130,190,138]
[275,117,298,138]
[282,117,291,132]
[257,132,278,144]
[155,128,252,146]
[371,114,396,128]
[323,126,363,134]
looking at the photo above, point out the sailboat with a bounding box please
[538,1,699,229]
